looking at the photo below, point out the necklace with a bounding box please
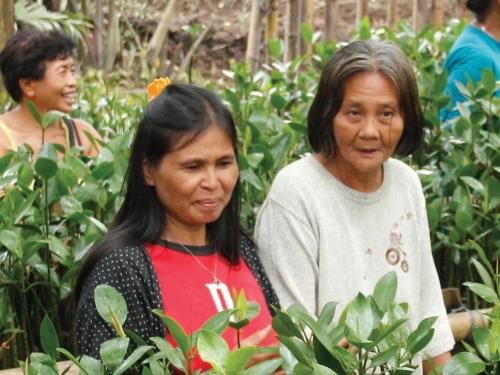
[166,237,220,285]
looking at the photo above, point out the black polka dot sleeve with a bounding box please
[76,245,165,359]
[240,234,280,314]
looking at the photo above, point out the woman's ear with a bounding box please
[143,160,155,187]
[19,78,36,99]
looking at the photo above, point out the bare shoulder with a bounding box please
[72,118,101,156]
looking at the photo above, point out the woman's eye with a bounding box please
[348,110,361,117]
[184,164,200,170]
[218,160,234,167]
[382,111,393,118]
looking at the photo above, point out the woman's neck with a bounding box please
[476,9,500,41]
[164,221,208,246]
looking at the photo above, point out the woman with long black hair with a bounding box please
[76,82,279,370]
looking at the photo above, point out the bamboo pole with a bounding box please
[265,0,279,62]
[356,0,368,25]
[104,0,121,72]
[324,0,339,43]
[246,0,263,71]
[94,0,105,69]
[146,0,177,67]
[411,0,418,30]
[387,0,398,30]
[431,0,444,28]
[285,0,301,62]
[300,0,314,55]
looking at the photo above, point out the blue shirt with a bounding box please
[440,25,500,122]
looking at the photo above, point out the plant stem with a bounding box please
[237,328,241,348]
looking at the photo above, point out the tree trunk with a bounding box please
[0,0,14,51]
[147,0,177,68]
[94,0,105,69]
[285,0,301,62]
[431,0,444,28]
[300,0,313,55]
[387,0,398,29]
[43,0,61,11]
[324,0,339,43]
[418,0,431,29]
[104,0,121,71]
[356,0,368,25]
[457,0,467,19]
[246,0,262,71]
[265,0,279,62]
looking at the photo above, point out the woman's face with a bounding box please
[144,125,239,240]
[329,71,404,188]
[26,56,77,113]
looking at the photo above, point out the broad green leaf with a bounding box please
[113,345,153,375]
[272,308,303,339]
[373,271,397,312]
[35,144,58,179]
[268,40,282,59]
[481,67,496,93]
[426,199,443,231]
[312,363,338,375]
[344,293,374,340]
[26,100,43,125]
[80,356,102,375]
[472,327,490,362]
[197,329,229,373]
[14,190,37,224]
[464,282,499,304]
[370,346,399,368]
[40,315,60,361]
[149,337,185,372]
[94,285,128,326]
[442,352,485,375]
[467,240,495,276]
[406,317,437,355]
[270,93,286,111]
[455,203,474,231]
[57,348,85,374]
[300,23,313,43]
[277,335,314,367]
[200,308,236,334]
[242,357,283,375]
[292,362,314,375]
[318,302,338,328]
[0,230,21,258]
[100,337,129,371]
[153,310,190,353]
[60,196,84,216]
[470,258,494,290]
[43,111,66,128]
[240,168,263,190]
[460,176,484,194]
[225,346,257,375]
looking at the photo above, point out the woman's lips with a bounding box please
[195,199,222,210]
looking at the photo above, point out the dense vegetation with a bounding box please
[0,18,498,372]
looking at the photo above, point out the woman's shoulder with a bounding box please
[72,118,101,156]
[268,155,322,196]
[386,158,422,188]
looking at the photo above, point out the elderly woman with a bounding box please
[0,29,100,156]
[255,40,454,373]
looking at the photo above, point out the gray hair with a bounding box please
[307,39,424,157]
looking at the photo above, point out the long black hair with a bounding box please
[76,83,241,297]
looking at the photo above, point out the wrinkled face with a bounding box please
[144,125,239,235]
[27,56,77,113]
[331,71,404,183]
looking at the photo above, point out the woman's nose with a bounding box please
[201,168,218,189]
[359,116,379,138]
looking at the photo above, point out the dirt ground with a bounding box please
[131,0,468,78]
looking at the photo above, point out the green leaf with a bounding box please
[300,22,313,44]
[242,357,283,375]
[472,327,490,362]
[463,282,499,304]
[426,199,443,231]
[43,111,66,129]
[272,308,303,339]
[80,356,102,375]
[345,293,374,340]
[455,203,474,231]
[35,144,58,179]
[14,190,37,224]
[460,176,484,194]
[0,229,21,258]
[113,345,153,375]
[60,195,84,216]
[442,352,485,375]
[100,337,130,371]
[318,302,338,328]
[197,329,229,373]
[470,258,494,290]
[277,336,313,367]
[373,271,397,312]
[467,240,495,276]
[481,67,496,93]
[40,315,60,361]
[152,310,190,353]
[312,363,338,375]
[270,93,286,111]
[149,337,185,372]
[225,346,257,375]
[370,346,399,368]
[200,308,235,334]
[268,40,282,59]
[94,285,128,326]
[57,348,87,375]
[240,168,263,190]
[406,317,437,355]
[26,100,43,125]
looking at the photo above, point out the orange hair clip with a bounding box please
[147,77,172,100]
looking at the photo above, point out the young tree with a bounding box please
[0,0,14,51]
[324,0,339,43]
[147,0,177,68]
[246,0,263,70]
[387,0,398,29]
[285,0,300,61]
